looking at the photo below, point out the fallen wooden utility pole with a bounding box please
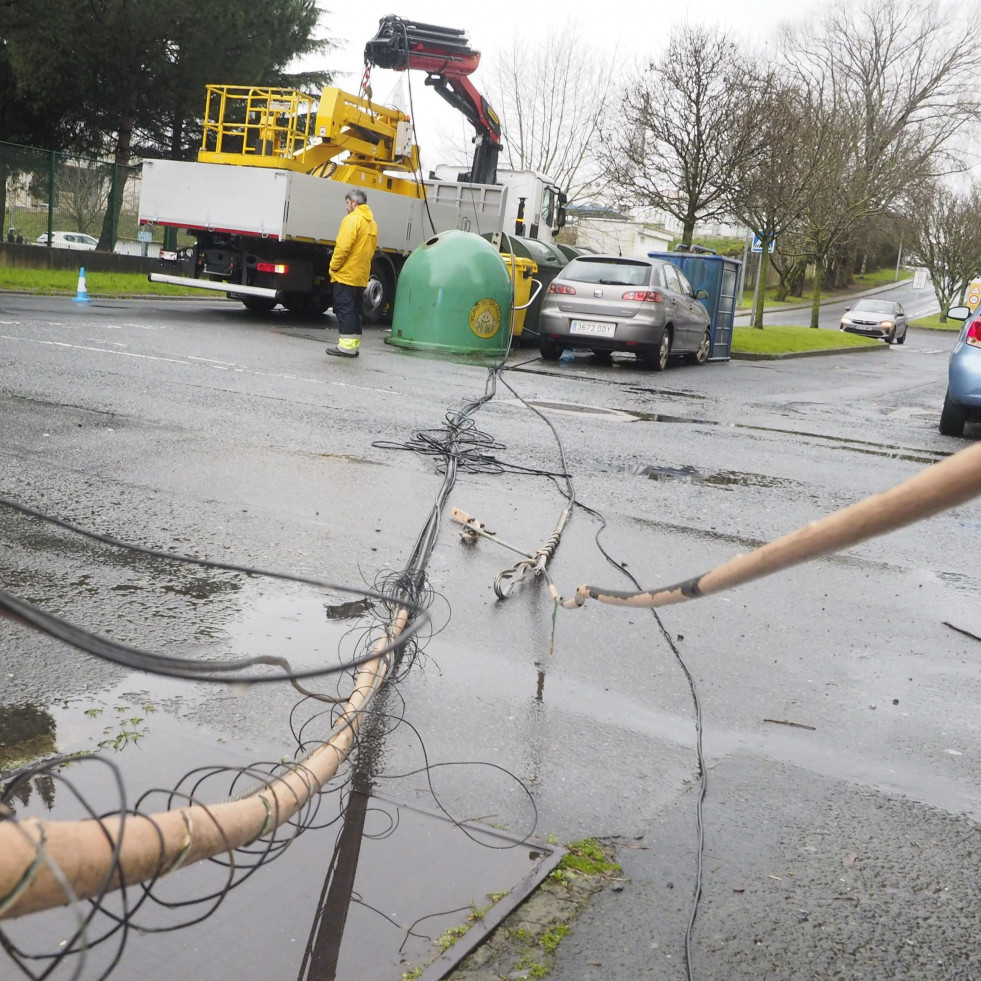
[0,610,408,921]
[562,441,981,609]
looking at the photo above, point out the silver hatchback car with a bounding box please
[838,299,908,343]
[538,255,712,369]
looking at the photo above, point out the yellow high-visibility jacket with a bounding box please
[329,204,378,287]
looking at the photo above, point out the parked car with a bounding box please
[36,231,99,251]
[839,298,908,343]
[537,255,712,370]
[939,305,981,437]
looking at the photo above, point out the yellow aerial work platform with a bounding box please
[197,85,424,198]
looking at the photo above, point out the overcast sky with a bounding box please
[300,1,811,173]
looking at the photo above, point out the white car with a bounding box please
[36,231,99,251]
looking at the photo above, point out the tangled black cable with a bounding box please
[0,494,429,685]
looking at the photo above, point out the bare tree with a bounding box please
[903,181,981,320]
[781,0,981,325]
[484,23,617,203]
[601,24,765,247]
[726,76,835,327]
[56,161,109,234]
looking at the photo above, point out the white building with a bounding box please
[563,206,673,256]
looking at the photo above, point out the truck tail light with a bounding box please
[548,282,576,295]
[621,290,663,302]
[257,261,288,275]
[967,320,981,347]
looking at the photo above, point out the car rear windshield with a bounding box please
[562,258,652,287]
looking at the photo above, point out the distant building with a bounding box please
[562,203,749,257]
[561,205,673,256]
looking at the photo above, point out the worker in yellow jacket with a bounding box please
[326,188,379,358]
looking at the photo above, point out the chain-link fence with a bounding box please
[0,141,153,254]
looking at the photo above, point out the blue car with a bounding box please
[940,305,981,436]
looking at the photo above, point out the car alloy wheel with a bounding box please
[686,329,711,365]
[646,329,671,371]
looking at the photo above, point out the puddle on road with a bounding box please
[609,462,796,489]
[1,676,562,981]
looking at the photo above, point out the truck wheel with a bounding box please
[241,296,277,313]
[284,291,330,318]
[363,256,396,325]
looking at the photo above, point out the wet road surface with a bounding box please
[1,293,978,980]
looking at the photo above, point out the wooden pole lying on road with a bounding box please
[0,610,408,921]
[562,441,981,610]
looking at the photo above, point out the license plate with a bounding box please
[570,320,615,337]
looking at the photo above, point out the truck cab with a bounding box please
[430,166,565,241]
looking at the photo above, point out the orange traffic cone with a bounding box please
[72,267,90,303]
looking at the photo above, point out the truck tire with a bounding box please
[284,291,330,318]
[241,296,277,313]
[363,255,396,325]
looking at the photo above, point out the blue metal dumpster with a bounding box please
[647,251,741,362]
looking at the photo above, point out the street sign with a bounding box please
[966,280,981,310]
[912,268,928,290]
[751,233,775,253]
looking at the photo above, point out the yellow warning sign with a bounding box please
[967,281,981,310]
[469,298,502,338]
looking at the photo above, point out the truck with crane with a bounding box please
[139,16,566,323]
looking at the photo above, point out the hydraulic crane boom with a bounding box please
[363,15,502,185]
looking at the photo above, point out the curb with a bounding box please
[731,344,885,360]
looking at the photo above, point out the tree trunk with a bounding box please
[0,156,8,238]
[97,105,136,251]
[810,256,823,328]
[752,246,770,328]
[681,215,696,248]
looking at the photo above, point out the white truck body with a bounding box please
[139,159,508,253]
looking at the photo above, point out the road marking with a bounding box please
[188,355,243,367]
[0,333,395,395]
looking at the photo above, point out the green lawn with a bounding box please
[909,313,962,331]
[0,267,200,296]
[732,325,880,355]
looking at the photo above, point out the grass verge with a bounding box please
[732,324,880,356]
[401,838,621,981]
[909,314,961,331]
[0,268,202,296]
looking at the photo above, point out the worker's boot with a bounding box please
[326,335,361,358]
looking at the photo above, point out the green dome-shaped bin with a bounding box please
[387,229,513,355]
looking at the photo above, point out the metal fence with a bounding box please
[0,140,153,254]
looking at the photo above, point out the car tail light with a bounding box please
[257,261,288,274]
[548,282,576,295]
[621,290,663,302]
[967,320,981,347]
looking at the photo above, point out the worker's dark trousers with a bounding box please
[332,283,365,336]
